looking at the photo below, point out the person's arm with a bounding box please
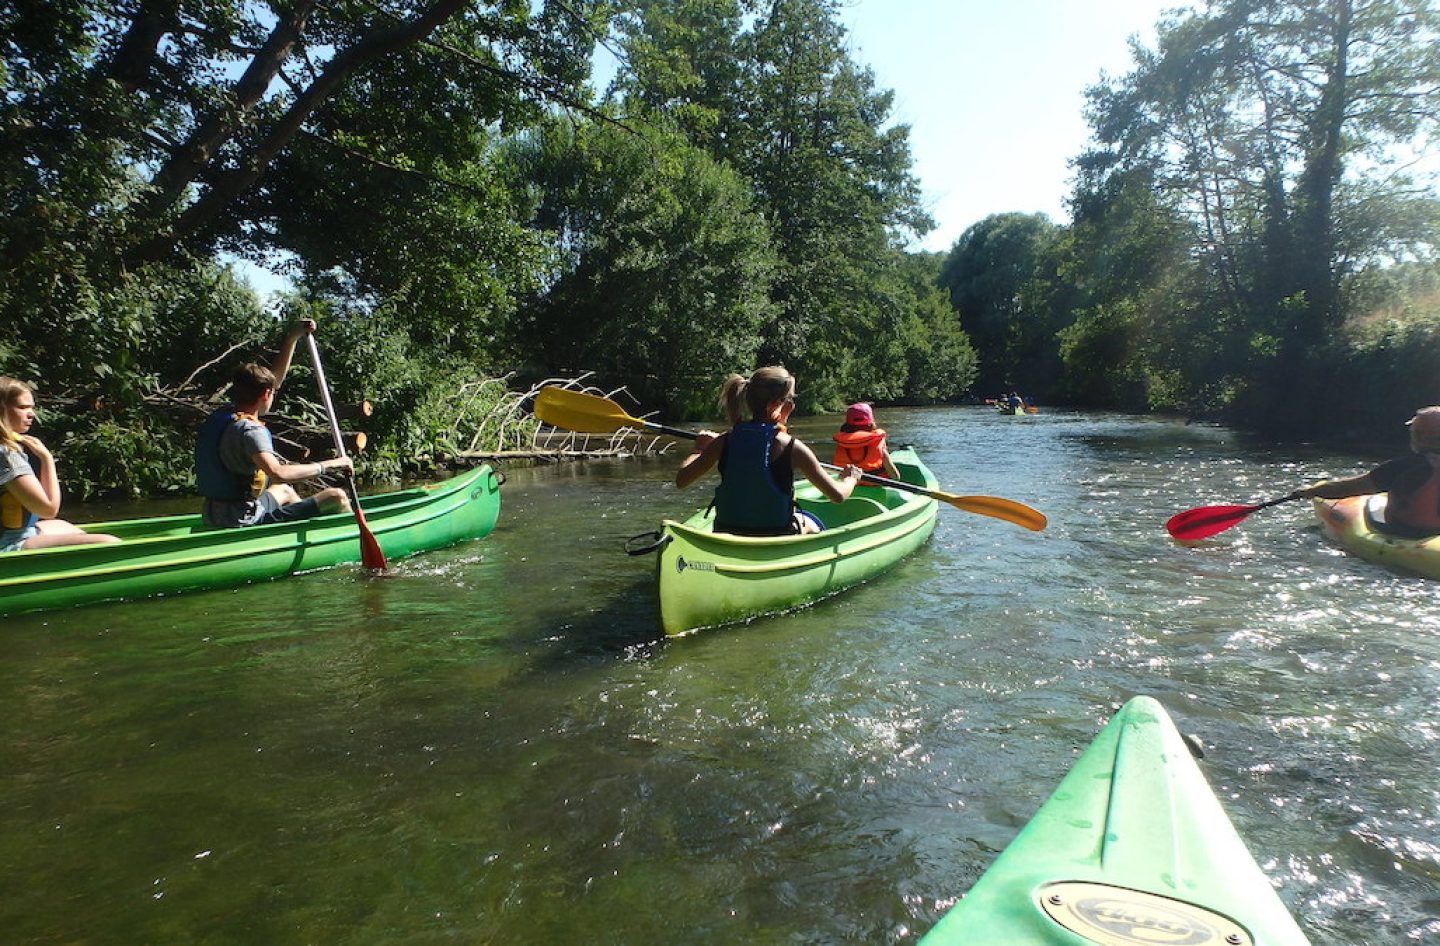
[251,451,353,484]
[269,318,317,394]
[1294,472,1377,500]
[878,441,900,480]
[790,438,860,503]
[676,432,722,488]
[9,437,62,517]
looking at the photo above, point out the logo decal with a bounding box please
[675,556,715,573]
[1037,882,1250,946]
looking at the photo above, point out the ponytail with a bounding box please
[716,374,745,425]
[717,366,794,425]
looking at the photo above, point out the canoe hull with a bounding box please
[656,450,938,636]
[1313,494,1440,579]
[921,696,1310,945]
[0,466,502,616]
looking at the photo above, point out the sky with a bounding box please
[838,0,1177,253]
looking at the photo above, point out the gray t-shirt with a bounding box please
[0,443,35,488]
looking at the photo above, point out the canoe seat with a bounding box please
[798,495,889,528]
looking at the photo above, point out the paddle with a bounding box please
[533,386,1048,531]
[1164,493,1301,541]
[305,334,388,570]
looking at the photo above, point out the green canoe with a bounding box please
[0,465,502,616]
[654,447,938,636]
[921,696,1310,945]
[1313,495,1440,580]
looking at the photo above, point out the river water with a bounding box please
[1,406,1436,944]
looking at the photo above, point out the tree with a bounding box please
[937,213,1061,396]
[613,0,935,409]
[1083,0,1440,428]
[506,118,776,418]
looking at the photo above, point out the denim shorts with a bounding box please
[204,492,324,528]
[0,524,40,553]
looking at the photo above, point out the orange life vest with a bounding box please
[1390,453,1440,532]
[832,428,888,471]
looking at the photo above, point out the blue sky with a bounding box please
[839,0,1176,252]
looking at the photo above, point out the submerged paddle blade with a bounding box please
[355,506,388,570]
[533,386,645,435]
[1165,504,1260,540]
[946,493,1048,531]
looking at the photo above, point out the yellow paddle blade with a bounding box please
[941,492,1048,531]
[533,386,646,434]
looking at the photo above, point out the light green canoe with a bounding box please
[653,448,938,636]
[0,465,502,616]
[921,696,1310,945]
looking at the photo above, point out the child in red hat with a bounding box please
[832,402,900,480]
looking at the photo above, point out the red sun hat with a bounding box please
[844,403,875,427]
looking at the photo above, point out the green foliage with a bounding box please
[272,294,507,481]
[938,213,1061,395]
[504,117,776,418]
[48,413,196,500]
[1069,0,1440,431]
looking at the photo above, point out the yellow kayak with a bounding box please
[1313,494,1440,579]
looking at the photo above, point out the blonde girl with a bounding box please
[0,378,119,552]
[676,366,862,535]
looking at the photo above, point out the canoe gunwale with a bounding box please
[0,466,501,614]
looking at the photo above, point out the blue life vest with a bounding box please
[195,408,265,501]
[712,422,795,536]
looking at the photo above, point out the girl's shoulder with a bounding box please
[0,442,32,476]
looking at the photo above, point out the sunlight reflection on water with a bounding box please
[0,407,1436,944]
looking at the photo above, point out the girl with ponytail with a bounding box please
[676,367,863,535]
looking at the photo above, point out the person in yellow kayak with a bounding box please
[195,319,352,528]
[1294,406,1440,535]
[0,377,120,552]
[832,402,900,479]
[677,366,863,535]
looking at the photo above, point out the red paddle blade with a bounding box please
[1165,503,1262,540]
[354,506,388,570]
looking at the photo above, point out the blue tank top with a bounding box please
[712,422,795,536]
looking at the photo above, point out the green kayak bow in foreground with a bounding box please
[922,696,1310,945]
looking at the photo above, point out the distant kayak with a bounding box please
[920,696,1310,945]
[1313,494,1440,580]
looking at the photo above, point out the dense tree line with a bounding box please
[4,0,1438,499]
[1,0,975,496]
[942,0,1440,442]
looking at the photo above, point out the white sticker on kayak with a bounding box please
[1036,881,1252,946]
[675,556,714,573]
